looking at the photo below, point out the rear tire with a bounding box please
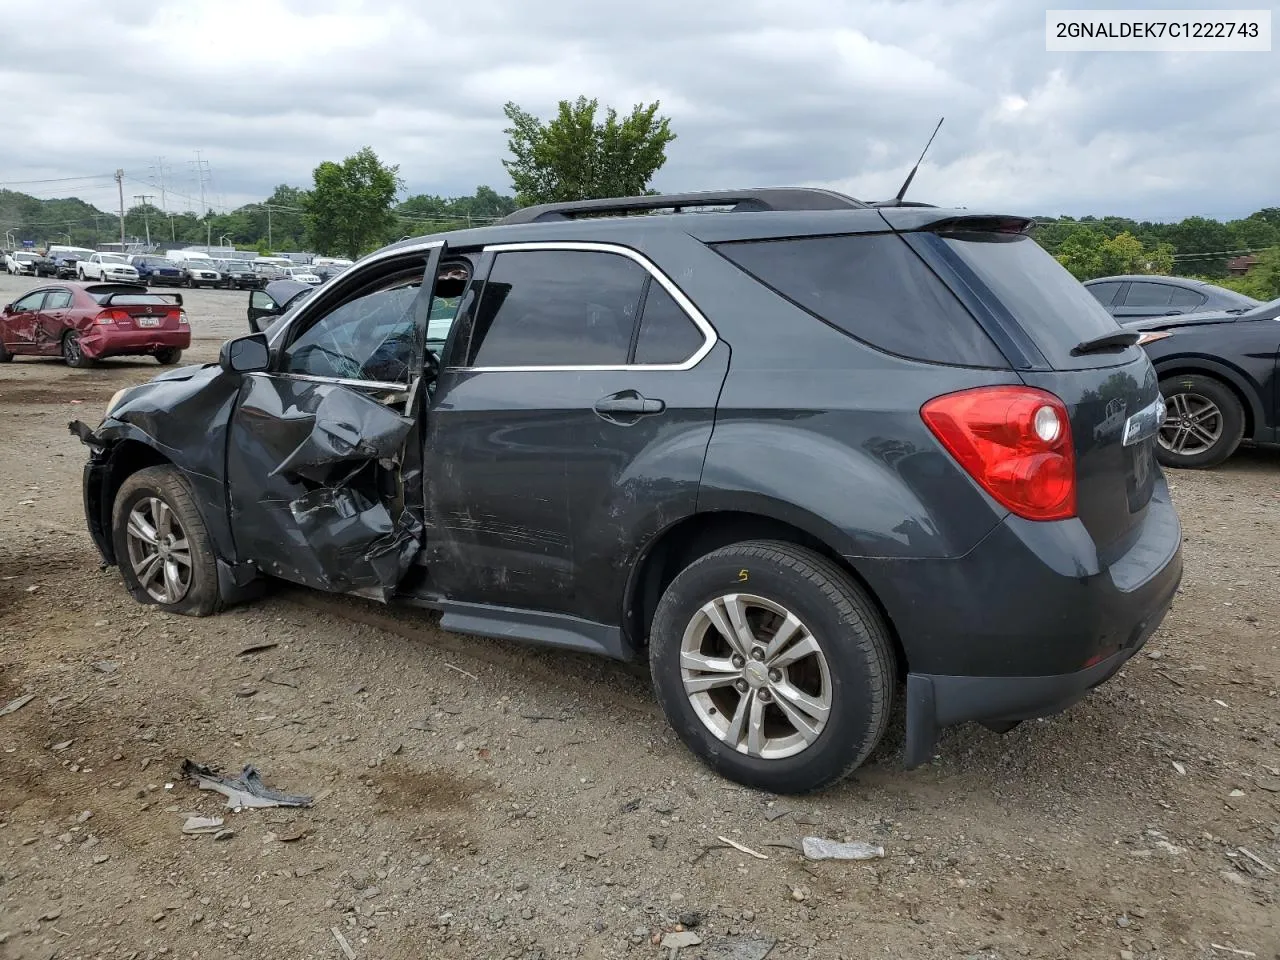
[649,540,896,794]
[1157,374,1245,469]
[0,339,12,362]
[62,331,92,368]
[111,465,222,616]
[155,348,182,365]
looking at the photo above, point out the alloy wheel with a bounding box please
[1158,392,1223,456]
[125,497,193,603]
[680,593,831,760]
[63,334,82,365]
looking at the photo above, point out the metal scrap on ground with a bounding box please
[180,759,312,809]
[801,837,885,861]
[0,694,35,717]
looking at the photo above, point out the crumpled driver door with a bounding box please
[224,245,444,599]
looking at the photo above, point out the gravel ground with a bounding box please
[1,272,1277,960]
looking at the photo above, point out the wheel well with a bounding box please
[1158,367,1254,438]
[625,511,907,675]
[104,440,172,527]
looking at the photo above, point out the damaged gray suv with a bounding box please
[72,189,1183,794]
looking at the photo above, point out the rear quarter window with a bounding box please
[939,232,1125,368]
[713,232,1008,368]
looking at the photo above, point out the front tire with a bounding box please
[62,331,92,368]
[0,338,12,362]
[1157,375,1245,469]
[649,540,896,794]
[111,466,221,616]
[155,347,182,365]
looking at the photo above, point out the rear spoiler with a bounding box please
[99,289,184,307]
[876,209,1036,235]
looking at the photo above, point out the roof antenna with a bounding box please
[891,117,944,205]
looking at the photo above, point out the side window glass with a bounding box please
[1168,288,1206,309]
[425,262,471,350]
[1086,281,1121,307]
[44,290,73,309]
[283,282,421,383]
[632,283,704,364]
[467,250,647,367]
[13,291,46,312]
[1124,282,1173,307]
[250,290,275,311]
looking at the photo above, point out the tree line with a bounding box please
[1033,210,1280,300]
[2,95,1276,300]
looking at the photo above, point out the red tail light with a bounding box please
[921,386,1076,521]
[94,309,132,325]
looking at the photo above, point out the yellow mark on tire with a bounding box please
[738,569,749,582]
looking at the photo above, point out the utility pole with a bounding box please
[148,156,170,213]
[190,150,213,250]
[133,195,155,247]
[115,169,125,249]
[265,204,273,249]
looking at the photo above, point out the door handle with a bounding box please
[593,390,666,419]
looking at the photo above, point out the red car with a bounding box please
[0,283,190,367]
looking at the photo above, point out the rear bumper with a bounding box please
[902,586,1173,767]
[79,327,191,358]
[855,476,1183,767]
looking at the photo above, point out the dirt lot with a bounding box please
[1,272,1277,960]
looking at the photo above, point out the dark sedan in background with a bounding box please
[214,260,264,290]
[1135,297,1279,468]
[1088,275,1260,322]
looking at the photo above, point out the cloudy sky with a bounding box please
[2,0,1275,222]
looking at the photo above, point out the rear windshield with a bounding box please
[713,232,1008,368]
[940,232,1124,366]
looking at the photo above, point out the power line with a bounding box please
[0,174,115,187]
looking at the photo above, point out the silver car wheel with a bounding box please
[680,593,832,760]
[125,497,193,604]
[1158,391,1223,456]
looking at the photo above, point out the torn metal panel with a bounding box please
[226,374,422,597]
[287,482,423,598]
[269,386,413,483]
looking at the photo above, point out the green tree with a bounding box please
[1055,227,1106,279]
[1167,215,1234,277]
[1227,215,1278,251]
[1145,241,1175,275]
[1216,247,1280,301]
[1099,231,1146,275]
[502,96,676,206]
[305,147,403,258]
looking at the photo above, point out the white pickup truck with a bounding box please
[78,252,141,283]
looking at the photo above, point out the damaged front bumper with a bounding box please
[71,420,116,566]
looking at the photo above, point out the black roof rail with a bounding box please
[498,188,869,224]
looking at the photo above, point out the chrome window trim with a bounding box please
[463,241,718,373]
[249,371,410,393]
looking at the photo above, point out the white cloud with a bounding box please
[1,0,1274,221]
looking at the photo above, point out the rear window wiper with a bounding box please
[1071,330,1141,356]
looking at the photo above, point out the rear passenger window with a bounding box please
[43,290,73,309]
[632,283,704,364]
[1168,287,1206,309]
[1124,282,1173,307]
[714,233,1006,367]
[468,251,647,367]
[1087,281,1122,307]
